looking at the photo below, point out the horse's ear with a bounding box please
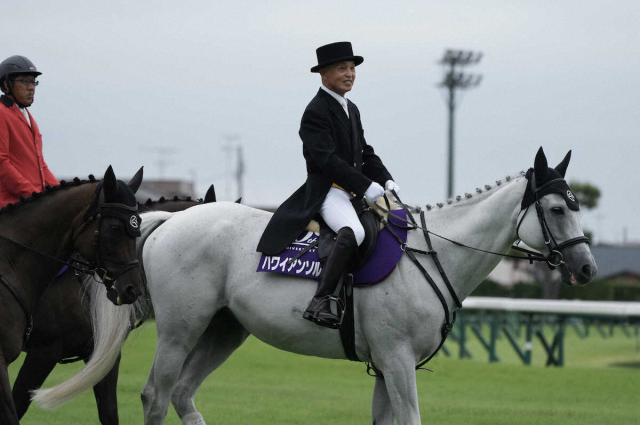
[554,150,571,178]
[128,166,144,194]
[102,165,117,200]
[534,147,548,182]
[204,184,216,203]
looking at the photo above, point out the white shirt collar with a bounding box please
[320,85,349,117]
[19,107,31,127]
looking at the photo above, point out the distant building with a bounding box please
[589,244,640,281]
[137,179,195,202]
[488,258,537,286]
[59,176,196,203]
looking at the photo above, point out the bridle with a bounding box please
[382,172,590,270]
[0,182,141,343]
[0,182,141,291]
[73,183,142,290]
[366,176,591,372]
[515,173,590,269]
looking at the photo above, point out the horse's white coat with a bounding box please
[35,173,596,425]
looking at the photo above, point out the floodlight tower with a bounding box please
[439,49,482,198]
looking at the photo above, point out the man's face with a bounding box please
[321,61,356,96]
[10,74,38,106]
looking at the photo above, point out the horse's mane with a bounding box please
[140,195,202,208]
[424,171,527,212]
[0,176,98,215]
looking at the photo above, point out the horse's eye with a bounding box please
[550,207,564,215]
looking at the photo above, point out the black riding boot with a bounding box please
[303,227,358,328]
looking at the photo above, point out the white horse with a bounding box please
[34,148,597,425]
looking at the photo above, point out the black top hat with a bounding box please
[310,41,364,73]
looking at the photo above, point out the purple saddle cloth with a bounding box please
[257,209,408,286]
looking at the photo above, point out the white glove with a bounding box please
[364,182,385,203]
[385,180,400,194]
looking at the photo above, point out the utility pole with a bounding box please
[145,146,177,178]
[222,134,240,199]
[222,134,244,201]
[235,144,245,201]
[439,49,482,198]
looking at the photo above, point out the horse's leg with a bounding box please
[12,350,58,419]
[171,309,249,425]
[141,307,219,425]
[91,354,121,425]
[375,349,421,425]
[0,356,19,425]
[371,376,394,425]
[142,336,197,425]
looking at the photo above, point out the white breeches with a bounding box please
[319,187,365,246]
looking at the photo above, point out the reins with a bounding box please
[0,233,96,274]
[0,198,141,282]
[0,183,141,346]
[375,179,590,370]
[377,191,554,267]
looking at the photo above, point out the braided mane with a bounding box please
[0,175,98,215]
[424,171,526,211]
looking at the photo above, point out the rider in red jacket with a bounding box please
[0,55,58,208]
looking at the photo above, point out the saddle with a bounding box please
[317,198,379,268]
[311,195,401,268]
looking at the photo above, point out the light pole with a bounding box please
[439,49,482,198]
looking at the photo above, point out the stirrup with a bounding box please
[303,295,345,329]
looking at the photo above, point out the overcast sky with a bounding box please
[5,0,639,244]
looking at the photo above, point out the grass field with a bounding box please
[10,321,640,424]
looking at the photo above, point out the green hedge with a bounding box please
[472,279,640,301]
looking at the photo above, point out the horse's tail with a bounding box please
[31,280,145,408]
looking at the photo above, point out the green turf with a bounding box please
[10,322,640,424]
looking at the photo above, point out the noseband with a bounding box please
[0,182,141,343]
[516,174,590,269]
[73,185,142,289]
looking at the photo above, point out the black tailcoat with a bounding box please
[257,88,392,255]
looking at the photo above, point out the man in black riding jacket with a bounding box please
[257,42,398,328]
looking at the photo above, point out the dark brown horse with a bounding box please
[0,166,145,425]
[12,186,216,424]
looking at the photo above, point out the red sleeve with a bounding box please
[0,115,33,196]
[42,161,58,186]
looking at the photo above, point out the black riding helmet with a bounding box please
[0,55,41,89]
